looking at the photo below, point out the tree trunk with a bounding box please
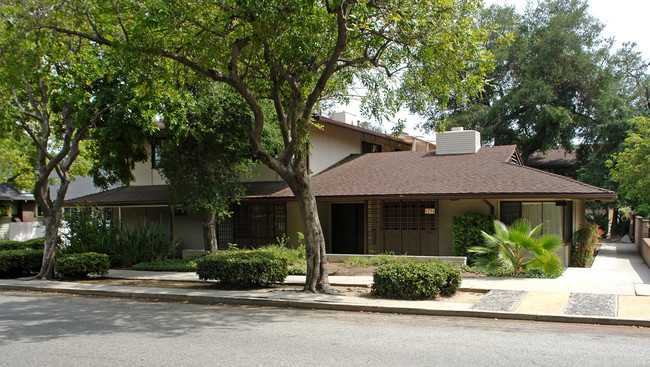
[35,210,62,280]
[292,180,334,293]
[203,213,217,252]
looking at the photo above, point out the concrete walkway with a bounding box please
[1,242,649,327]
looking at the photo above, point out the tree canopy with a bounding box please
[608,117,650,216]
[20,0,491,290]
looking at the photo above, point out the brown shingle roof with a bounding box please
[526,147,577,168]
[70,146,616,205]
[249,145,615,200]
[65,185,168,206]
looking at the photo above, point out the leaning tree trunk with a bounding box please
[292,179,333,293]
[203,212,218,252]
[35,209,63,280]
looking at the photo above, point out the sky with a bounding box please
[333,0,650,142]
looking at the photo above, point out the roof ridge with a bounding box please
[506,162,616,194]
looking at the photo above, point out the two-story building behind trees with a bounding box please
[69,115,616,265]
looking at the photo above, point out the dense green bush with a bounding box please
[196,250,288,287]
[372,261,461,300]
[257,237,306,275]
[571,222,602,267]
[0,249,42,278]
[586,211,609,237]
[62,206,179,266]
[452,213,496,265]
[132,258,197,272]
[56,252,109,279]
[0,238,44,251]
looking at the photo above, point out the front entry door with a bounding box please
[331,203,364,254]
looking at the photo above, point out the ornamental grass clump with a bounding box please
[196,249,288,288]
[372,261,461,300]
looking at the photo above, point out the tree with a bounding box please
[427,0,614,162]
[0,132,37,190]
[0,6,155,279]
[608,117,650,216]
[158,85,254,252]
[37,0,491,292]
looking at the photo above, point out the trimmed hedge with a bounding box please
[0,238,45,251]
[132,258,197,272]
[196,250,288,287]
[372,261,461,300]
[56,252,109,279]
[0,249,43,278]
[452,213,495,265]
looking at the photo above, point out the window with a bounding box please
[218,202,287,248]
[500,201,565,238]
[362,141,383,153]
[151,141,163,168]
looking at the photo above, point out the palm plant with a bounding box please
[469,219,564,276]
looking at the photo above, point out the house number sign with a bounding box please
[424,208,436,215]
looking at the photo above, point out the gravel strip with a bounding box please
[471,290,527,312]
[563,293,617,317]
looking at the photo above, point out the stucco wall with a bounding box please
[310,125,362,175]
[247,164,282,182]
[438,199,495,256]
[131,142,165,186]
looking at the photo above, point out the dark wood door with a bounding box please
[331,203,364,254]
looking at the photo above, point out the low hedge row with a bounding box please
[196,250,288,288]
[372,261,461,300]
[0,249,43,278]
[0,238,45,251]
[55,252,109,279]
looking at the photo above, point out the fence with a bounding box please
[633,215,650,266]
[0,222,45,241]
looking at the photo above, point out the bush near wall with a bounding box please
[0,237,44,251]
[56,252,109,279]
[196,250,288,288]
[452,213,496,265]
[372,261,461,300]
[0,249,43,278]
[571,223,602,267]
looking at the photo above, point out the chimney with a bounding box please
[330,111,359,125]
[436,127,481,155]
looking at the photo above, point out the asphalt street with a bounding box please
[1,291,649,366]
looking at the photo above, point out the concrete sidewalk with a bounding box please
[1,242,649,327]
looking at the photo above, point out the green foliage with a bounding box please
[196,250,288,288]
[131,258,198,272]
[62,206,179,266]
[570,223,602,267]
[469,219,564,277]
[257,236,306,275]
[452,213,496,265]
[0,238,44,251]
[586,211,609,236]
[159,85,255,220]
[55,252,109,279]
[0,249,42,278]
[372,261,461,300]
[609,117,650,217]
[343,254,414,267]
[0,133,37,190]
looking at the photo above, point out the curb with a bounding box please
[1,281,649,328]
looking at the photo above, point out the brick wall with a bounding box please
[634,215,650,266]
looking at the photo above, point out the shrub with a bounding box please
[256,236,306,275]
[56,252,109,279]
[0,249,43,278]
[62,205,179,266]
[344,253,413,267]
[469,219,564,277]
[0,238,44,251]
[586,211,609,237]
[196,250,288,287]
[452,213,496,265]
[132,258,197,272]
[372,261,461,300]
[570,222,602,267]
